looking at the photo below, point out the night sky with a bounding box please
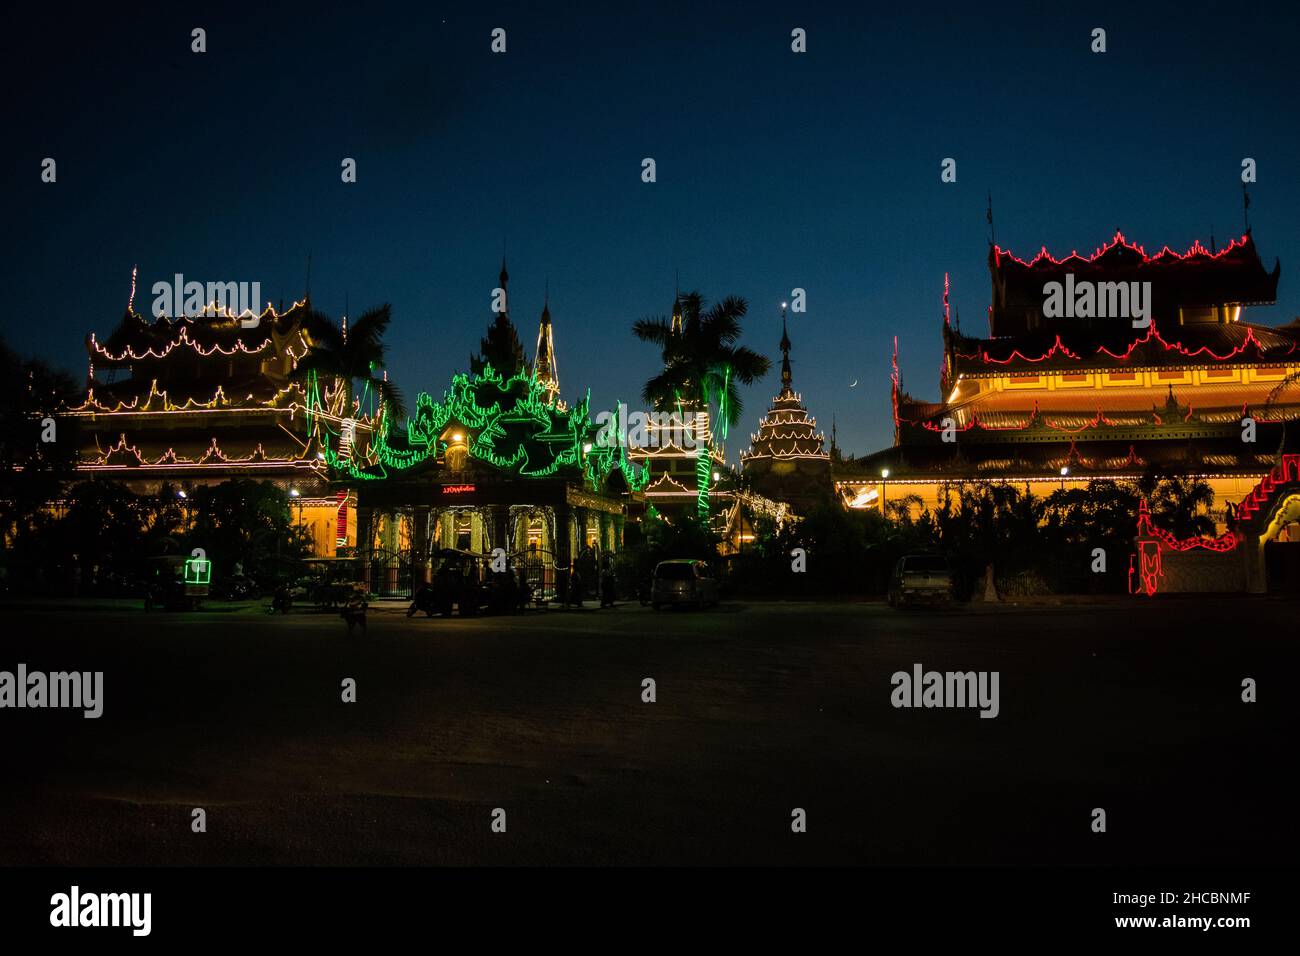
[4,1,1298,459]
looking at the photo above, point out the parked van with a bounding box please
[888,553,954,608]
[651,559,719,610]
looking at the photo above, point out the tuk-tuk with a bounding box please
[142,555,206,611]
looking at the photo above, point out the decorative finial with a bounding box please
[779,304,792,392]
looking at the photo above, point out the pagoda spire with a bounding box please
[499,256,510,317]
[534,279,559,404]
[779,304,793,394]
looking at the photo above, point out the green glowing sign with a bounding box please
[184,556,212,586]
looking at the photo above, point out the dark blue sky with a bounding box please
[5,1,1298,458]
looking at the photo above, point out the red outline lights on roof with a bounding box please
[993,231,1253,269]
[954,324,1293,368]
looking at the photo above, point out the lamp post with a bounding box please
[1059,466,1069,492]
[880,468,890,516]
[289,487,303,555]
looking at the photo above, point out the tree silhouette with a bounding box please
[292,304,406,423]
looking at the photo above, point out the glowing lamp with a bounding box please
[1060,467,1070,476]
[881,468,890,479]
[289,488,300,498]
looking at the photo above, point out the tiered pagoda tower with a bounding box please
[62,281,370,555]
[741,309,830,509]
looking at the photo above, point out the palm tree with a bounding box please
[634,292,770,426]
[291,304,406,424]
[633,292,771,515]
[1133,472,1216,539]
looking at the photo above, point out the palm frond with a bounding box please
[641,367,689,409]
[632,316,676,347]
[726,346,772,385]
[374,376,407,424]
[300,309,345,353]
[346,304,394,351]
[289,349,343,382]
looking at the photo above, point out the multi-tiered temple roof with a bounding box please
[66,288,371,481]
[855,230,1300,487]
[987,231,1280,336]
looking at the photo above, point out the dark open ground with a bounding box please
[0,597,1294,865]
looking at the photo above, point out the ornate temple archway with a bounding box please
[1234,454,1300,593]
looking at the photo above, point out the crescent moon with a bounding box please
[849,379,858,388]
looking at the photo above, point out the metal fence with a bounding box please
[367,548,413,599]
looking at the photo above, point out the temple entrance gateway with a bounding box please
[1258,491,1300,593]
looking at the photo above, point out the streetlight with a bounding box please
[1059,466,1069,491]
[289,487,304,538]
[880,468,890,515]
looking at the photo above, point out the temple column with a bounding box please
[554,504,573,570]
[575,507,589,554]
[357,506,376,585]
[488,505,510,558]
[412,506,431,585]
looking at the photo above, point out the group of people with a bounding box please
[556,549,618,609]
[405,549,619,617]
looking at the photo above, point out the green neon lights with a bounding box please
[308,365,648,492]
[184,556,212,585]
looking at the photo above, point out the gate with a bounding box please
[367,548,413,599]
[512,548,557,603]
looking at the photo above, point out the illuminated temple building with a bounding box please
[741,309,831,510]
[334,275,648,596]
[839,231,1300,525]
[66,289,369,555]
